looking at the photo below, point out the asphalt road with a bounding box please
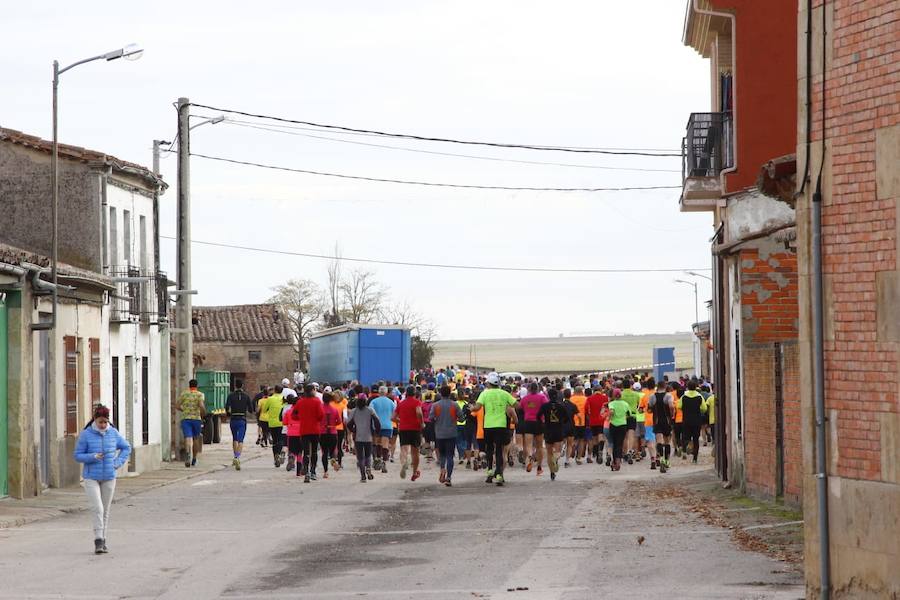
[0,449,803,600]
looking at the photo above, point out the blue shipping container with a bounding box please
[309,325,411,385]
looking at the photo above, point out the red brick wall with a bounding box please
[740,249,800,343]
[816,0,899,482]
[739,248,802,503]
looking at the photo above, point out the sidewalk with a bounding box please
[0,427,266,530]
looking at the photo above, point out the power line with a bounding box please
[191,114,678,153]
[190,153,680,192]
[217,120,682,174]
[159,235,711,274]
[189,103,681,157]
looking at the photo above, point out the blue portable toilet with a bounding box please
[309,324,412,385]
[652,347,676,382]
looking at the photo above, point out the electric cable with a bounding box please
[189,153,680,192]
[159,235,712,274]
[189,103,681,157]
[214,120,681,174]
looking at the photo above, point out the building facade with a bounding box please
[192,304,295,396]
[0,128,168,497]
[681,0,802,504]
[795,0,900,596]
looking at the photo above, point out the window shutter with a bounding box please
[90,338,101,410]
[64,336,78,435]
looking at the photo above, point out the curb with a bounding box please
[0,452,264,531]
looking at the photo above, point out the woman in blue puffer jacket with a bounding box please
[73,405,131,554]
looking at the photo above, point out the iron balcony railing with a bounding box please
[682,112,734,182]
[109,266,169,325]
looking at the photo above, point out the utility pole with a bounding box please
[175,98,192,395]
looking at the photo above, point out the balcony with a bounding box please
[680,112,733,212]
[109,266,169,325]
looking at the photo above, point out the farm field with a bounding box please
[432,333,694,374]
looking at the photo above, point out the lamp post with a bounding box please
[37,44,143,332]
[684,270,712,282]
[674,278,700,376]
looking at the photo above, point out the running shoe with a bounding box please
[692,457,698,464]
[526,459,533,473]
[323,472,329,479]
[330,458,339,471]
[486,474,494,484]
[191,458,197,467]
[575,459,582,466]
[605,455,611,467]
[232,457,239,470]
[564,461,570,469]
[381,464,388,474]
[366,468,374,480]
[486,468,495,477]
[494,474,505,486]
[400,460,408,479]
[411,470,421,482]
[439,470,446,483]
[458,459,464,465]
[650,460,657,470]
[286,456,295,472]
[507,455,514,467]
[303,475,310,483]
[660,461,668,474]
[586,456,593,464]
[310,472,317,481]
[185,455,191,468]
[465,460,472,469]
[536,466,544,476]
[444,478,452,487]
[360,475,367,483]
[550,471,556,481]
[626,455,633,465]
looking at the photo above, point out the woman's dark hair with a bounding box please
[547,388,559,402]
[323,391,334,403]
[529,382,539,394]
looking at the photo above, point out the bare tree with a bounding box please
[324,243,344,328]
[268,279,326,371]
[339,268,385,324]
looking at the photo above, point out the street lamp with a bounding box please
[674,278,700,376]
[39,44,143,332]
[684,270,712,282]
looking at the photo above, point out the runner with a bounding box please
[394,385,424,481]
[607,389,630,471]
[638,378,658,469]
[175,379,206,468]
[293,383,325,482]
[538,388,567,481]
[431,385,461,487]
[584,384,609,466]
[568,385,588,465]
[649,381,676,473]
[520,382,548,476]
[620,380,643,464]
[224,379,253,470]
[561,388,578,468]
[703,383,716,447]
[259,385,285,468]
[320,391,341,478]
[346,395,381,482]
[477,372,518,486]
[333,389,349,468]
[678,379,708,463]
[369,386,396,474]
[671,381,684,458]
[253,385,269,447]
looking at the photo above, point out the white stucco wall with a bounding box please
[725,189,795,240]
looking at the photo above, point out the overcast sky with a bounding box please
[2,1,713,340]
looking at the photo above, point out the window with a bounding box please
[139,215,147,269]
[89,338,100,410]
[141,357,149,445]
[109,207,118,266]
[123,209,131,265]
[112,357,120,426]
[64,336,78,435]
[248,350,262,362]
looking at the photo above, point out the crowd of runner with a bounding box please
[179,367,716,487]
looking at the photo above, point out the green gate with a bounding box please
[0,295,8,497]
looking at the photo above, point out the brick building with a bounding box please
[681,0,802,504]
[796,0,900,596]
[192,304,295,395]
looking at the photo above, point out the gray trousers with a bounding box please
[84,479,116,540]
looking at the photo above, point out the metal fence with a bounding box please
[682,112,734,181]
[109,266,168,325]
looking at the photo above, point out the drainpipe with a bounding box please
[809,0,831,597]
[99,166,111,274]
[691,0,738,188]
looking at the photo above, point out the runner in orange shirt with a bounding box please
[568,385,588,465]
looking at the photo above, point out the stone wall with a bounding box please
[194,341,296,395]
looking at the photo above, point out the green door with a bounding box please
[0,295,8,497]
